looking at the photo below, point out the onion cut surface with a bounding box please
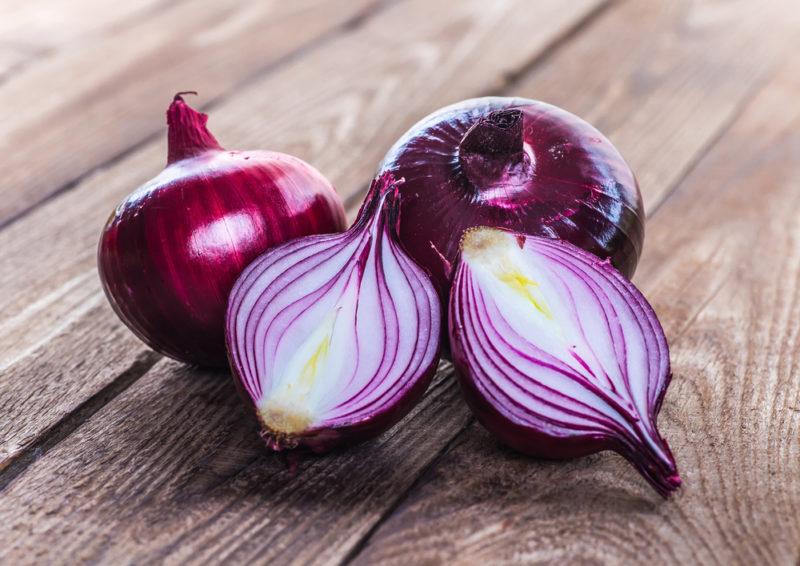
[449,227,680,497]
[226,174,441,452]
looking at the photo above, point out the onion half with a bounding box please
[449,227,680,497]
[226,174,441,452]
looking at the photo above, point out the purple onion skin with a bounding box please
[378,97,644,300]
[457,374,617,460]
[98,95,346,367]
[449,228,679,497]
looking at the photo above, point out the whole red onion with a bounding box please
[98,93,346,367]
[377,97,644,297]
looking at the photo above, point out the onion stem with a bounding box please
[458,109,534,191]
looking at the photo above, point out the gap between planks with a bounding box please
[339,415,474,566]
[644,74,772,220]
[0,351,160,487]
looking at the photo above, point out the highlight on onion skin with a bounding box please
[98,93,346,367]
[449,227,680,497]
[377,97,644,300]
[226,173,441,453]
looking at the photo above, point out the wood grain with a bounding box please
[2,1,799,563]
[0,0,380,226]
[0,0,604,473]
[350,57,800,566]
[511,0,800,215]
[0,359,471,564]
[0,0,168,51]
[0,0,169,83]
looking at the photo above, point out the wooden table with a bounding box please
[1,1,798,563]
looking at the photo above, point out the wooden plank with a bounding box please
[0,0,168,83]
[2,2,799,564]
[511,0,800,216]
[0,360,470,564]
[0,0,380,227]
[0,0,167,50]
[0,0,605,473]
[348,57,800,566]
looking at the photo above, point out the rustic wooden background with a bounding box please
[1,0,799,564]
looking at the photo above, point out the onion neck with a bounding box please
[458,109,534,194]
[353,172,402,235]
[167,92,223,164]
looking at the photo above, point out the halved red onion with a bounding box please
[449,227,680,497]
[226,174,441,452]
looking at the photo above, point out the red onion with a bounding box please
[226,174,441,452]
[98,93,346,367]
[377,97,644,299]
[449,227,680,497]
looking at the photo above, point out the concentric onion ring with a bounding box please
[226,174,441,452]
[449,227,680,496]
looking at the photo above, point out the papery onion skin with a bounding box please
[226,174,441,453]
[98,94,346,367]
[449,227,680,497]
[377,97,644,300]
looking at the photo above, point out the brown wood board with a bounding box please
[0,0,382,226]
[1,1,799,564]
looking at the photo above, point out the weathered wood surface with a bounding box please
[513,0,800,215]
[0,0,167,82]
[0,0,380,227]
[0,0,167,49]
[1,0,799,564]
[0,0,389,473]
[351,55,800,566]
[0,359,471,564]
[0,0,603,473]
